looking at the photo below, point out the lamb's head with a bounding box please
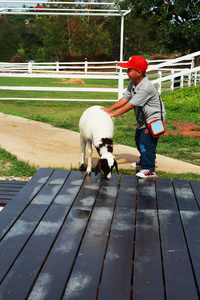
[95,152,118,180]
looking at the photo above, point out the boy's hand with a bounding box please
[101,107,114,117]
[101,107,111,112]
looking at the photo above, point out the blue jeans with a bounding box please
[135,128,159,172]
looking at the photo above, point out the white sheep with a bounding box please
[79,105,118,179]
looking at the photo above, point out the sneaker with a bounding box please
[136,169,156,178]
[130,159,142,168]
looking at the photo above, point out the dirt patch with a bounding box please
[166,122,200,138]
[54,78,85,85]
[66,78,85,84]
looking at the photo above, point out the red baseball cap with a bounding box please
[118,55,148,72]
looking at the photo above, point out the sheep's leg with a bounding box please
[86,140,93,174]
[80,135,86,171]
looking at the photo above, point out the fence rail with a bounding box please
[0,52,200,101]
[0,57,195,74]
[0,61,119,75]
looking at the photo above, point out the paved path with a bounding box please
[0,112,199,174]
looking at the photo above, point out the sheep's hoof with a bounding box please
[86,168,91,175]
[80,164,85,171]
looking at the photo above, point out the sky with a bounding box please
[0,1,106,9]
[0,1,45,8]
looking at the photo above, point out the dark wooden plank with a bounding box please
[62,174,119,300]
[133,177,164,299]
[0,199,16,205]
[190,180,200,208]
[181,210,200,283]
[0,180,27,185]
[157,178,199,299]
[137,178,156,210]
[97,175,136,300]
[159,210,199,299]
[0,185,26,189]
[94,175,120,208]
[133,209,164,300]
[0,169,70,284]
[156,177,177,210]
[98,207,135,300]
[0,200,9,205]
[0,191,21,196]
[0,181,27,204]
[115,174,137,208]
[173,179,199,211]
[0,170,84,300]
[180,211,200,293]
[27,172,101,300]
[0,188,26,194]
[0,181,30,196]
[0,168,55,239]
[0,197,17,203]
[0,203,48,283]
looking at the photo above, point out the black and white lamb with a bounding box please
[79,105,118,180]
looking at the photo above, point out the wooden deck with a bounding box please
[0,180,27,207]
[0,168,199,300]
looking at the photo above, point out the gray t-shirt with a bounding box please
[123,77,166,129]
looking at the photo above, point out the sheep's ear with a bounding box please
[114,159,119,173]
[95,159,101,176]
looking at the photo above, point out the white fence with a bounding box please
[0,52,200,101]
[150,67,200,94]
[0,60,119,75]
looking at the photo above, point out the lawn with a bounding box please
[0,77,199,180]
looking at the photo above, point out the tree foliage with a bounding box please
[128,0,200,53]
[21,14,112,61]
[0,17,21,61]
[32,16,69,61]
[123,14,163,59]
[0,0,200,62]
[65,16,112,58]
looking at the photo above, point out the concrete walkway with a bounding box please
[0,112,199,174]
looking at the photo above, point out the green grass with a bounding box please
[0,77,128,100]
[0,77,119,88]
[0,147,37,178]
[0,77,199,180]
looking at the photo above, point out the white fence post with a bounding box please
[191,58,195,69]
[118,69,124,99]
[194,71,197,85]
[28,62,32,74]
[158,71,162,95]
[56,61,59,72]
[85,58,88,77]
[171,70,174,91]
[188,73,191,86]
[181,75,184,88]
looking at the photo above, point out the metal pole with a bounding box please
[120,15,124,62]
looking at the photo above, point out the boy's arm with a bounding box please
[102,97,130,113]
[108,102,134,117]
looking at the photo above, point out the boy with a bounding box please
[102,55,166,178]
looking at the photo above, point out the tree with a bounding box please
[123,14,163,59]
[103,17,121,60]
[25,12,113,61]
[33,16,69,61]
[0,17,21,61]
[66,15,112,59]
[127,0,200,53]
